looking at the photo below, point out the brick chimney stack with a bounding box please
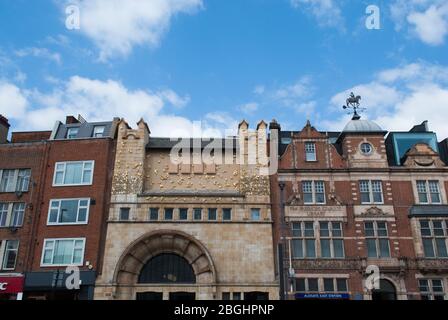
[0,114,10,144]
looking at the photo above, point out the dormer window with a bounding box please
[66,127,79,139]
[93,126,105,138]
[305,142,316,162]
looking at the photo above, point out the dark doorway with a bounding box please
[136,292,163,301]
[372,279,397,300]
[138,253,196,284]
[169,292,196,300]
[244,292,269,300]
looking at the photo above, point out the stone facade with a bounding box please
[94,119,279,300]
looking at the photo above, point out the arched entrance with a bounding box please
[372,279,397,300]
[113,230,217,300]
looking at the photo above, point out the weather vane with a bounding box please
[343,92,365,120]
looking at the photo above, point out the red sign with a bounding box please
[0,277,24,294]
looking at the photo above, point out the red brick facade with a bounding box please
[270,120,448,300]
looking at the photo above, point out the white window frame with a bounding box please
[0,169,31,193]
[40,238,86,267]
[47,198,90,226]
[365,221,391,258]
[416,180,442,204]
[419,219,448,258]
[302,181,326,204]
[93,126,105,138]
[0,202,26,228]
[305,142,317,162]
[319,221,345,258]
[0,240,19,271]
[52,161,95,186]
[359,180,384,204]
[66,127,79,139]
[419,279,446,300]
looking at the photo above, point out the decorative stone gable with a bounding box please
[403,143,445,168]
[112,119,150,195]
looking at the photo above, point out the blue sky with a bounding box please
[1,0,448,138]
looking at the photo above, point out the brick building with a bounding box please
[94,119,278,300]
[21,116,119,300]
[0,116,51,300]
[270,115,448,300]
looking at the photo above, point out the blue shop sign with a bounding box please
[295,293,350,300]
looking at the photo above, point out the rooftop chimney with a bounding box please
[0,115,10,144]
[66,115,80,125]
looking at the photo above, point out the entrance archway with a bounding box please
[113,230,217,300]
[372,279,397,300]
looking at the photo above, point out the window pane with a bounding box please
[435,239,448,258]
[17,169,31,192]
[3,240,19,269]
[0,203,9,227]
[324,279,334,292]
[361,192,371,203]
[304,222,314,237]
[332,222,342,237]
[379,239,391,258]
[306,240,316,258]
[432,280,444,292]
[423,239,435,258]
[120,208,130,221]
[292,239,303,258]
[296,278,306,292]
[165,208,173,220]
[333,239,344,258]
[420,221,431,236]
[149,208,159,221]
[292,222,302,237]
[433,221,444,236]
[64,163,83,184]
[11,203,25,226]
[208,208,217,220]
[367,239,377,258]
[336,279,348,292]
[78,208,87,222]
[319,222,329,237]
[223,208,232,221]
[305,143,316,161]
[315,181,325,203]
[418,279,429,292]
[0,170,15,192]
[59,200,78,223]
[179,208,188,220]
[377,222,388,237]
[53,240,74,264]
[250,208,260,221]
[54,171,64,185]
[321,239,331,258]
[193,208,202,220]
[308,278,318,291]
[365,222,375,237]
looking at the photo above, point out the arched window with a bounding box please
[138,253,196,284]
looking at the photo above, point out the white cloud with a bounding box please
[63,0,203,61]
[1,76,236,138]
[15,47,62,64]
[390,0,448,46]
[290,0,344,29]
[239,102,259,114]
[326,62,448,139]
[0,82,28,118]
[253,85,265,95]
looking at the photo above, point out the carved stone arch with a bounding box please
[113,230,217,288]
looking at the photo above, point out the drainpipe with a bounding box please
[278,182,286,300]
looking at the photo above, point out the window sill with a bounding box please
[47,223,88,226]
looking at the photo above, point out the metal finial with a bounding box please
[342,92,365,120]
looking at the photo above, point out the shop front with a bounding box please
[23,271,96,300]
[0,275,25,300]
